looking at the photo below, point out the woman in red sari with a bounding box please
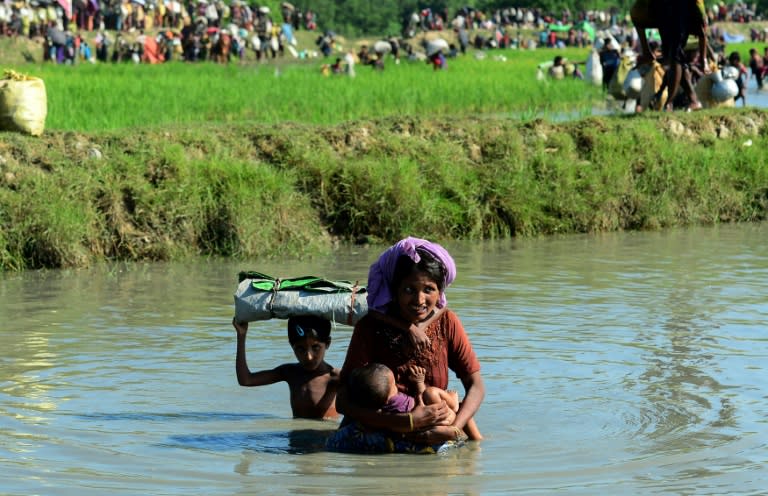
[327,237,484,453]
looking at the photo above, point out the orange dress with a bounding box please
[340,309,480,393]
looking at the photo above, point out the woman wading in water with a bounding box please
[327,236,484,453]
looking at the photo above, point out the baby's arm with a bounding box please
[407,365,427,399]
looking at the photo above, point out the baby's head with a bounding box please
[348,363,397,409]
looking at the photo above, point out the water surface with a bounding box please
[1,224,767,495]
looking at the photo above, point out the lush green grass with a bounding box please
[6,32,765,133]
[0,128,332,269]
[1,109,767,270]
[10,47,601,131]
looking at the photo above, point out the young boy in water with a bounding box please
[727,51,749,106]
[348,362,482,440]
[233,315,339,419]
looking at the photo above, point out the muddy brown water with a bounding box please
[1,223,767,495]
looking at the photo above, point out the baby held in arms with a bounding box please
[348,363,480,440]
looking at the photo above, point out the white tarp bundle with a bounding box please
[426,38,448,56]
[233,272,368,326]
[585,49,603,87]
[623,68,644,100]
[373,40,391,54]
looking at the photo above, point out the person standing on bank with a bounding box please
[653,0,708,111]
[327,236,484,453]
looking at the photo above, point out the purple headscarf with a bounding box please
[366,236,456,313]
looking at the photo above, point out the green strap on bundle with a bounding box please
[238,271,361,293]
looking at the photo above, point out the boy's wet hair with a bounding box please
[348,363,392,409]
[287,315,332,345]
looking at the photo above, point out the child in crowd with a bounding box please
[233,315,339,419]
[348,362,482,440]
[548,54,567,79]
[599,37,621,91]
[749,47,766,89]
[764,46,768,84]
[330,57,343,74]
[548,55,583,80]
[727,51,749,106]
[428,50,446,70]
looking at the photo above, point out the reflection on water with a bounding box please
[1,224,767,495]
[600,78,768,116]
[168,428,336,454]
[76,411,276,422]
[549,78,768,120]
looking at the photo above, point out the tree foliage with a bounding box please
[295,0,765,36]
[305,0,635,36]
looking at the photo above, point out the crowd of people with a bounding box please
[2,0,319,63]
[0,0,318,37]
[0,0,765,83]
[528,1,767,112]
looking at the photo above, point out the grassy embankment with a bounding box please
[0,38,767,271]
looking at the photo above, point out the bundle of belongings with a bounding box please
[696,65,740,108]
[0,70,47,136]
[234,271,368,326]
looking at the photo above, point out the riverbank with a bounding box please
[1,109,766,270]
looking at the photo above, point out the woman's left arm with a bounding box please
[443,310,484,431]
[403,371,485,445]
[453,370,484,431]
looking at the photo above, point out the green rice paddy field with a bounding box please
[18,47,600,130]
[12,41,767,131]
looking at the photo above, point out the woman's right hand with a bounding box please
[411,400,452,430]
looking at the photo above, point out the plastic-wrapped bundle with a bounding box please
[711,79,739,102]
[0,70,47,136]
[623,68,644,100]
[426,38,449,56]
[233,272,367,326]
[720,66,740,80]
[373,40,392,54]
[585,49,603,87]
